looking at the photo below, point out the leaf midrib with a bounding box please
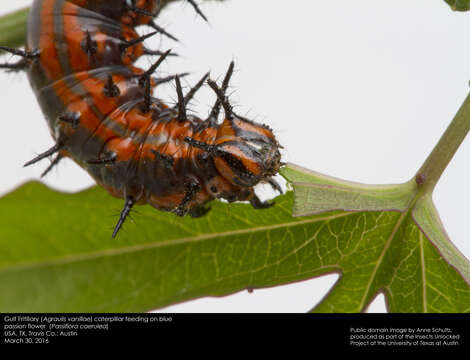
[357,193,420,312]
[358,209,409,311]
[419,231,428,313]
[0,212,354,274]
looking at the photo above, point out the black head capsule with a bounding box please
[205,77,282,188]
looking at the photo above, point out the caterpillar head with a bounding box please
[213,116,282,187]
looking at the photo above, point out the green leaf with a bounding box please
[444,0,470,11]
[0,8,29,50]
[0,0,469,314]
[0,181,343,312]
[1,170,469,312]
[281,163,470,313]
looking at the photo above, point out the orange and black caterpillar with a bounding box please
[0,0,282,237]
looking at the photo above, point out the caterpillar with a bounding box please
[0,0,283,237]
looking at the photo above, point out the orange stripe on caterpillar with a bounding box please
[1,0,283,238]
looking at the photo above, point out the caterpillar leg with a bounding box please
[268,179,283,194]
[175,179,201,216]
[250,193,275,209]
[112,196,136,238]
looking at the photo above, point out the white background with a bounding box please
[0,0,469,313]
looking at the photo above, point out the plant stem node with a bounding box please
[415,173,426,186]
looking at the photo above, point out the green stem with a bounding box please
[444,0,470,11]
[416,92,470,193]
[0,8,29,50]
